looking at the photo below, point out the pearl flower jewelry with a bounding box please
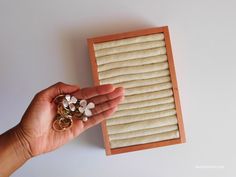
[62,94,77,111]
[53,94,96,131]
[78,99,95,121]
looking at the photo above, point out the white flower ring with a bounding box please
[62,94,77,111]
[78,99,95,121]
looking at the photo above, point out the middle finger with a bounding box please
[88,87,125,105]
[91,95,124,116]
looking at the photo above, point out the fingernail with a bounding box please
[113,106,118,112]
[120,95,125,102]
[122,87,125,94]
[118,86,125,94]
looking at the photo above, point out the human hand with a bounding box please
[0,82,124,176]
[18,82,125,157]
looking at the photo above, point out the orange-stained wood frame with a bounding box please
[87,26,186,155]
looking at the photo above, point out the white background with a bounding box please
[0,0,235,176]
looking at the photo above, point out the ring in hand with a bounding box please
[52,94,95,131]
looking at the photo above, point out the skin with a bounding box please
[0,82,125,177]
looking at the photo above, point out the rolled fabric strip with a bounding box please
[96,47,167,65]
[95,40,166,57]
[111,103,175,118]
[123,89,173,104]
[110,130,179,148]
[106,109,176,125]
[109,124,178,141]
[100,70,170,84]
[117,96,174,111]
[113,76,170,89]
[124,82,172,96]
[98,55,167,72]
[107,115,178,134]
[98,61,168,79]
[94,33,165,50]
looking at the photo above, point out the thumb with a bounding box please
[39,82,80,101]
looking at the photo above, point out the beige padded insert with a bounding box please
[93,33,180,149]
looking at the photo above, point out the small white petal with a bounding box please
[65,95,71,101]
[62,99,69,107]
[79,107,85,113]
[85,108,92,117]
[69,104,75,111]
[70,96,77,104]
[82,117,88,122]
[80,100,87,108]
[87,102,95,109]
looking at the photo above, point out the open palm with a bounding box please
[17,82,124,157]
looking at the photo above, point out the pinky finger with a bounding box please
[83,106,118,130]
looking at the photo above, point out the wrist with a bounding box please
[0,125,32,176]
[12,124,32,161]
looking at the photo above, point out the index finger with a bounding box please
[73,84,115,99]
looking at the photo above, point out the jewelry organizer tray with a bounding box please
[87,26,185,155]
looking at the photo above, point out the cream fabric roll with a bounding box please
[110,130,179,148]
[125,82,172,96]
[98,55,167,72]
[94,33,164,50]
[114,76,170,89]
[118,96,174,111]
[95,40,166,57]
[123,89,173,104]
[107,109,177,125]
[96,47,167,65]
[100,70,170,84]
[99,62,168,79]
[107,115,178,134]
[111,103,175,118]
[109,125,178,140]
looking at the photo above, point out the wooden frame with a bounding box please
[87,26,186,155]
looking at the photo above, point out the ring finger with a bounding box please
[88,87,125,105]
[91,95,124,116]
